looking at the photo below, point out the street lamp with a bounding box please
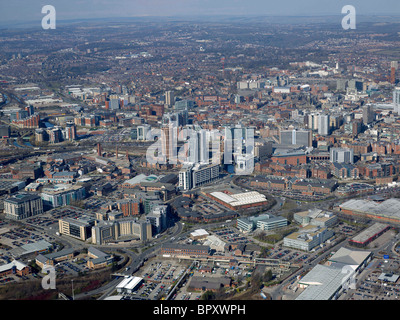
[71,279,74,301]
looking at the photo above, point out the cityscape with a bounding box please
[0,1,400,308]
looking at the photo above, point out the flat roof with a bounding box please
[340,198,400,220]
[125,276,143,289]
[296,264,353,300]
[350,223,390,244]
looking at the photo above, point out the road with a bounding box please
[264,237,348,300]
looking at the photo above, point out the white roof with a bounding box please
[190,229,209,237]
[125,276,143,289]
[0,260,28,273]
[116,277,132,289]
[210,191,267,207]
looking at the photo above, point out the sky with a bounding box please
[0,0,399,27]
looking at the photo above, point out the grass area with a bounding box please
[254,227,298,244]
[0,270,113,300]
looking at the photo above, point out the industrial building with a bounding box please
[349,222,390,247]
[203,235,227,252]
[190,229,209,240]
[296,247,372,300]
[339,198,400,224]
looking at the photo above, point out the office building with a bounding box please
[4,193,43,220]
[58,216,96,241]
[362,104,374,125]
[91,219,152,245]
[237,214,288,232]
[283,225,334,251]
[294,209,338,228]
[146,205,168,234]
[40,185,86,208]
[330,148,354,164]
[165,91,174,107]
[280,129,312,147]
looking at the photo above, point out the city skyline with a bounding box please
[1,0,400,27]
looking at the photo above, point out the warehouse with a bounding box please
[349,223,390,248]
[296,247,372,300]
[339,198,400,224]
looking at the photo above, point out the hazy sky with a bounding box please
[1,0,399,25]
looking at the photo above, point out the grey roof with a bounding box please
[5,193,41,204]
[340,198,400,220]
[189,276,231,290]
[39,248,75,260]
[329,247,372,266]
[296,264,350,300]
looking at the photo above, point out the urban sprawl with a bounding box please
[0,16,399,301]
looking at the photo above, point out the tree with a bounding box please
[201,290,216,300]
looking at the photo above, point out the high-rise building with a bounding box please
[318,114,330,136]
[48,127,62,143]
[393,87,400,114]
[362,105,374,125]
[178,163,220,190]
[165,91,175,107]
[65,122,77,141]
[348,79,364,92]
[391,61,398,84]
[161,125,177,163]
[307,113,319,131]
[330,148,354,164]
[280,129,312,147]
